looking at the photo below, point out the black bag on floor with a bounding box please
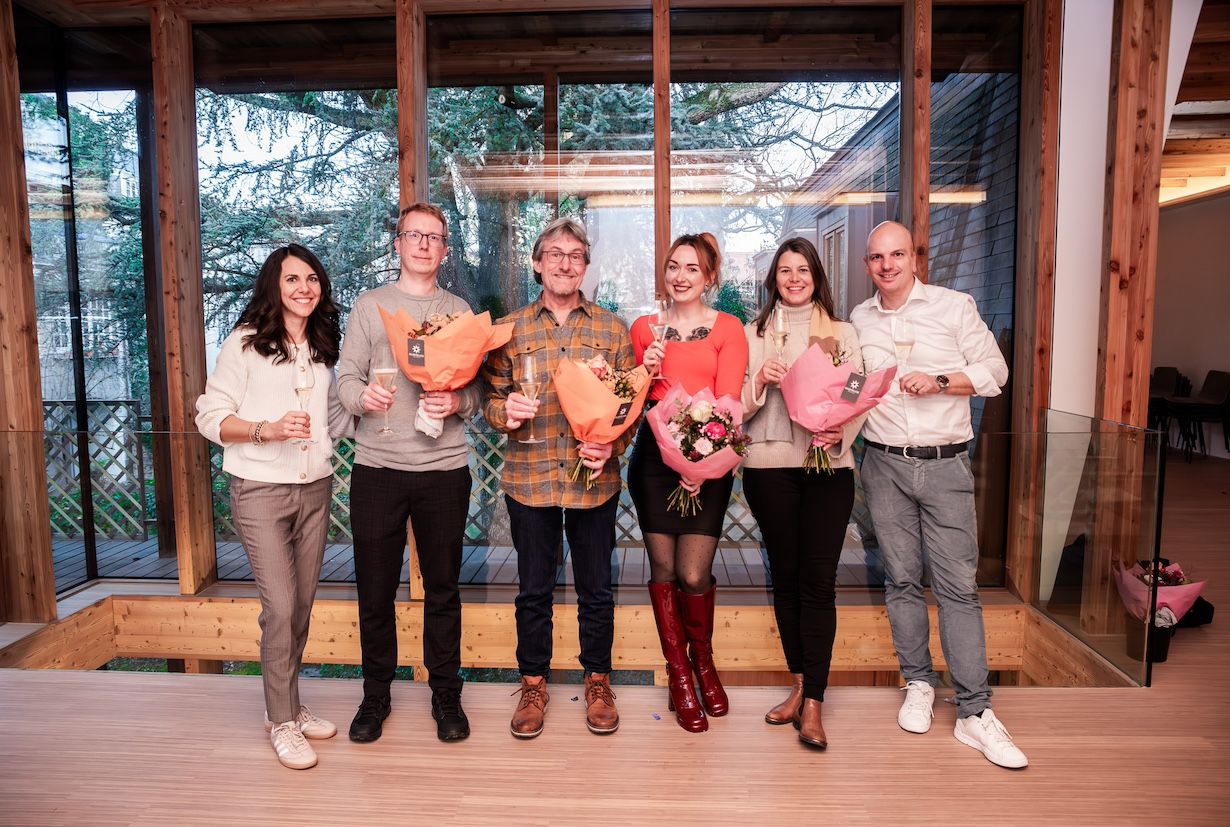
[1177,596,1215,628]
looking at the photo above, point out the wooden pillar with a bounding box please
[1085,0,1171,633]
[1005,0,1061,604]
[150,3,216,594]
[397,0,428,206]
[0,0,56,623]
[544,69,560,214]
[900,0,932,282]
[652,0,671,298]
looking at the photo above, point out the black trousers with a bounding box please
[351,463,471,695]
[743,467,855,701]
[505,493,619,677]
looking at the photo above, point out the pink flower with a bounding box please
[585,356,609,381]
[702,421,727,441]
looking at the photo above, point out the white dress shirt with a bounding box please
[849,278,1008,447]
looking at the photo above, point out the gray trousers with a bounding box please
[860,448,991,717]
[230,475,332,723]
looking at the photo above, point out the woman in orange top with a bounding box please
[628,232,749,733]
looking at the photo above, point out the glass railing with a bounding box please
[1033,410,1166,686]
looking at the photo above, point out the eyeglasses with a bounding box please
[397,230,448,247]
[541,250,587,265]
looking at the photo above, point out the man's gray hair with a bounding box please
[532,217,591,264]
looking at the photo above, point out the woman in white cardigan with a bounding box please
[741,237,867,750]
[196,243,349,770]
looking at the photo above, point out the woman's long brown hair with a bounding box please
[752,237,838,337]
[236,244,341,367]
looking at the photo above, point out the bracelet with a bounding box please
[252,420,267,445]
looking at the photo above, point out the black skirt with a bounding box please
[627,419,735,538]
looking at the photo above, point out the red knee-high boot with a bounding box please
[648,581,708,733]
[677,580,730,717]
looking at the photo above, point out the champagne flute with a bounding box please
[517,352,544,444]
[648,298,670,381]
[893,318,916,366]
[372,348,399,437]
[291,347,316,445]
[770,305,789,362]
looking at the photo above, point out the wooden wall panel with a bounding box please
[396,0,427,206]
[1005,0,1061,604]
[107,595,1027,672]
[900,0,931,282]
[1020,607,1133,687]
[150,3,217,595]
[0,598,116,669]
[0,0,56,623]
[652,0,670,298]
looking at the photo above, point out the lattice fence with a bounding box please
[44,400,148,540]
[208,418,764,548]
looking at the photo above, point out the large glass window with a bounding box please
[930,5,1022,583]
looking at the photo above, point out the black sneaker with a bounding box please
[349,694,391,743]
[431,688,470,742]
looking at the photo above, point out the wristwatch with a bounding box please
[936,374,950,393]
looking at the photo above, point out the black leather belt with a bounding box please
[863,440,968,460]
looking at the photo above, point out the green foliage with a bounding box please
[713,280,749,323]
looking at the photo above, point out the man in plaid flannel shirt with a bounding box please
[482,217,637,739]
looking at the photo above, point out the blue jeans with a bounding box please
[860,448,991,717]
[505,494,618,676]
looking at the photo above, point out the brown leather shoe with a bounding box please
[765,673,804,725]
[510,675,549,739]
[797,698,827,749]
[584,673,620,735]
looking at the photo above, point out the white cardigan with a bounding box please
[196,327,351,485]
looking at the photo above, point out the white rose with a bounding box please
[693,437,714,456]
[689,400,713,422]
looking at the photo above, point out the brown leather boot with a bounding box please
[765,673,804,725]
[510,675,549,739]
[797,698,827,749]
[648,581,708,733]
[677,581,730,716]
[584,673,619,735]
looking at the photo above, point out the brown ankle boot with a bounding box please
[765,673,804,725]
[510,675,549,739]
[797,698,827,749]
[584,673,619,735]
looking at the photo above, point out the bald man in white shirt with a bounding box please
[850,221,1027,770]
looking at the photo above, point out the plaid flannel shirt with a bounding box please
[481,294,637,509]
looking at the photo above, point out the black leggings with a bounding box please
[743,467,855,701]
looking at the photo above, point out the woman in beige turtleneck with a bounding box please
[741,237,866,750]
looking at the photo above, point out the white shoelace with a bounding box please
[271,722,310,754]
[901,684,933,716]
[297,705,324,728]
[977,713,1016,746]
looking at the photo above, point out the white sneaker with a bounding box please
[270,721,318,770]
[954,709,1029,769]
[264,705,338,740]
[897,680,935,733]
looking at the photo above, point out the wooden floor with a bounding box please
[53,536,889,591]
[4,452,1226,825]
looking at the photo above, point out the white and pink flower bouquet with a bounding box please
[779,342,897,473]
[646,384,750,516]
[1115,559,1206,628]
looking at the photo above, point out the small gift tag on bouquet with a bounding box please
[407,337,426,366]
[841,373,866,402]
[611,401,633,427]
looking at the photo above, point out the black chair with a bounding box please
[1168,370,1230,460]
[1148,366,1182,434]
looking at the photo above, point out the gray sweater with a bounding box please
[336,283,481,472]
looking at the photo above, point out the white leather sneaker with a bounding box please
[270,721,318,770]
[897,680,935,733]
[954,709,1029,769]
[264,706,337,740]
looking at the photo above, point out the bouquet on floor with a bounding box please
[554,356,652,489]
[1115,559,1207,628]
[378,306,515,438]
[646,384,751,516]
[779,342,897,473]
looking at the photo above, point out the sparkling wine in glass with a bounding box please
[291,348,316,445]
[770,306,789,361]
[518,353,544,444]
[649,298,670,344]
[894,319,916,366]
[372,350,398,437]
